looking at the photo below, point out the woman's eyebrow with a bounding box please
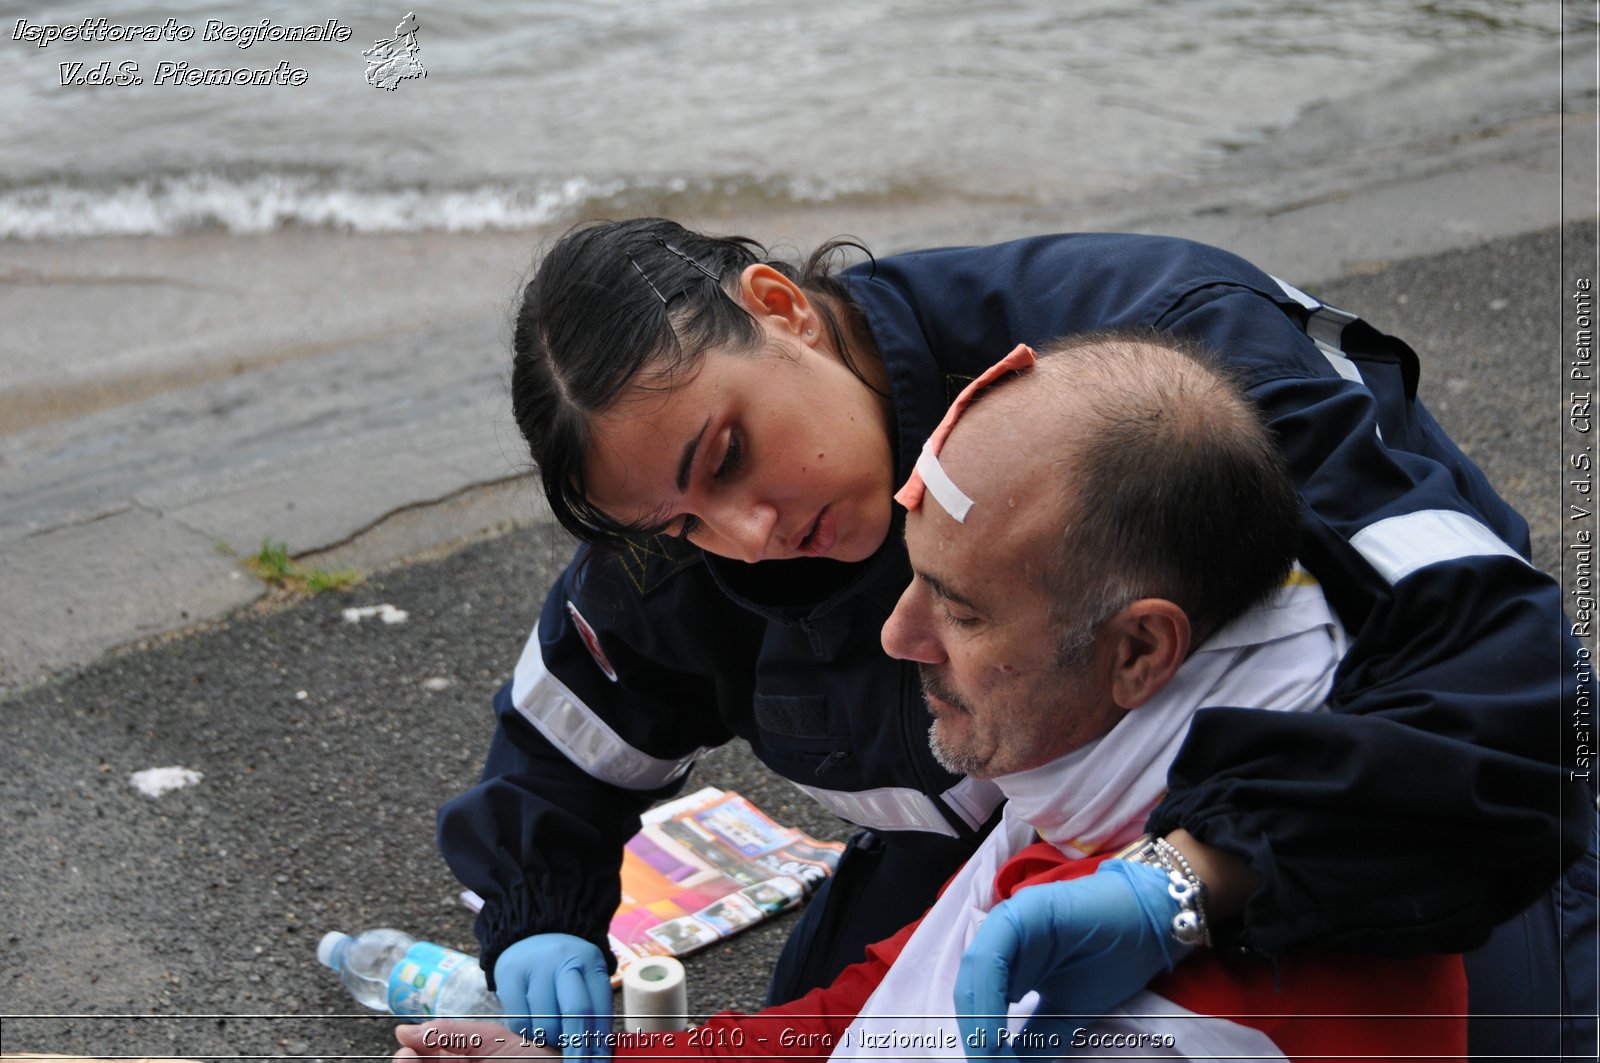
[676,416,712,492]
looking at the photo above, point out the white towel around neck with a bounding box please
[833,575,1345,1060]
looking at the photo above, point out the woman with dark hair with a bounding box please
[439,218,1591,1058]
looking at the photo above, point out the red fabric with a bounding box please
[996,842,1467,1062]
[616,841,1467,1061]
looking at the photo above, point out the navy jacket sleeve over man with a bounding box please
[438,232,1593,982]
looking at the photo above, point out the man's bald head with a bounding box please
[938,330,1301,654]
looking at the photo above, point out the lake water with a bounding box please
[0,0,1584,238]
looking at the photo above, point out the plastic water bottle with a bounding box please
[318,927,503,1020]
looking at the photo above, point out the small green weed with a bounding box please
[243,539,365,596]
[246,540,296,584]
[305,567,365,594]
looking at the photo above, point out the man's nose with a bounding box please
[882,582,944,663]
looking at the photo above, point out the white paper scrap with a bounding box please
[342,604,409,625]
[130,766,203,798]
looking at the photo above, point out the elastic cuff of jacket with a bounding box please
[475,882,619,987]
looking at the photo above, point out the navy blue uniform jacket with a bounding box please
[439,233,1593,979]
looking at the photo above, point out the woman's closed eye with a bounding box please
[674,430,744,540]
[713,429,743,480]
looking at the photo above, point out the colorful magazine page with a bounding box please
[609,787,843,972]
[458,788,844,978]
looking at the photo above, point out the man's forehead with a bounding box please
[902,503,974,601]
[904,501,1063,642]
[939,398,1056,518]
[903,459,1047,590]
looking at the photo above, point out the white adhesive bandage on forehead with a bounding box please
[912,441,973,522]
[895,343,1038,523]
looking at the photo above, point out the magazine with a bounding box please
[460,788,845,975]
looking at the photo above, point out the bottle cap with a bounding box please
[317,931,351,968]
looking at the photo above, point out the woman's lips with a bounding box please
[796,505,838,557]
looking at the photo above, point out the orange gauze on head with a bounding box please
[894,343,1038,522]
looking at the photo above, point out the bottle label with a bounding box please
[387,941,472,1017]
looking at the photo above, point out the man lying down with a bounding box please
[395,331,1466,1061]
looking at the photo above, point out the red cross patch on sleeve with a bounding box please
[566,600,619,683]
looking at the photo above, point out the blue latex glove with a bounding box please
[953,859,1189,1059]
[493,933,614,1060]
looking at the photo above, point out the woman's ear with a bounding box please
[1103,599,1190,710]
[738,263,818,339]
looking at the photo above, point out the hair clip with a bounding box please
[656,238,722,282]
[627,254,669,306]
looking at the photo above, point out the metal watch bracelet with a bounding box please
[1114,833,1213,948]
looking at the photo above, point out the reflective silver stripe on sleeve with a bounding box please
[1350,509,1529,585]
[1314,338,1367,387]
[1304,303,1359,352]
[788,781,961,838]
[941,776,1005,831]
[1272,275,1368,387]
[1272,276,1321,311]
[510,624,706,790]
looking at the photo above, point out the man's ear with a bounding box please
[1103,599,1190,710]
[737,263,818,340]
